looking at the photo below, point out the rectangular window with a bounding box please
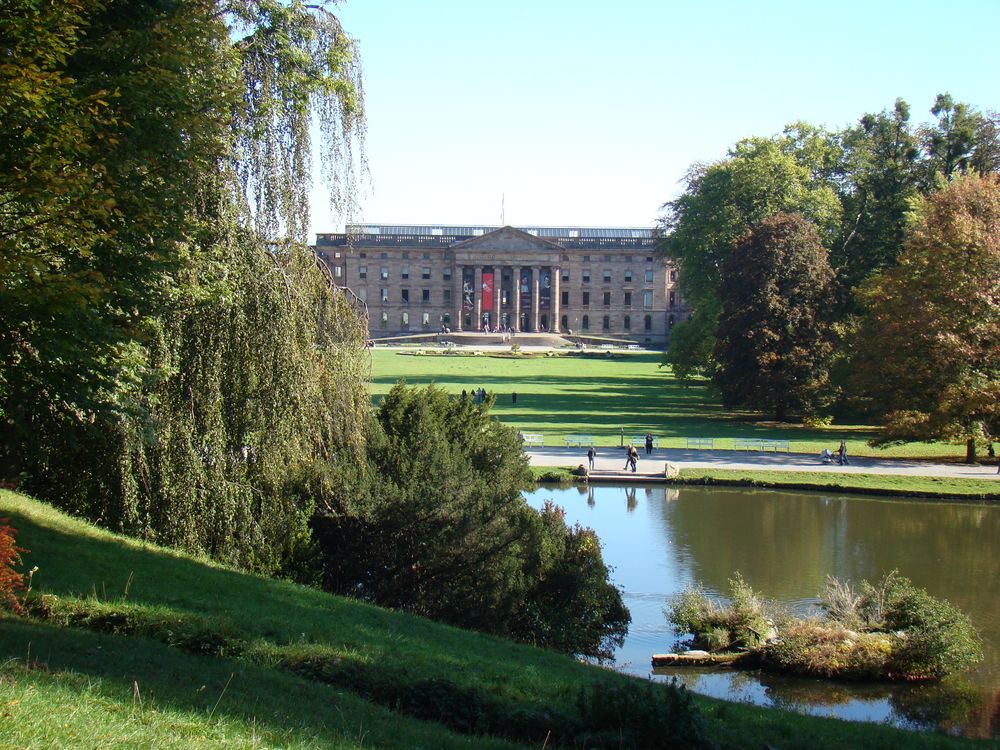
[603,269,612,283]
[359,265,368,279]
[358,288,367,303]
[561,270,569,282]
[582,291,590,306]
[422,289,430,303]
[380,252,388,259]
[443,267,453,281]
[422,267,431,279]
[624,255,632,263]
[583,270,591,284]
[402,252,409,259]
[401,265,409,279]
[671,269,678,282]
[380,311,388,328]
[643,291,653,308]
[380,267,389,280]
[561,290,569,305]
[603,291,611,306]
[624,270,633,283]
[359,252,367,258]
[645,269,654,283]
[603,255,612,263]
[401,288,409,304]
[583,255,591,262]
[422,252,430,260]
[334,266,343,278]
[422,312,430,326]
[380,288,388,304]
[401,311,409,325]
[624,291,632,306]
[669,291,676,308]
[443,289,452,304]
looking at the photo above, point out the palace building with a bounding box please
[314,224,688,347]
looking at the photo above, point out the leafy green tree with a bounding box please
[921,93,1000,181]
[849,174,1000,461]
[834,99,922,298]
[311,384,630,660]
[659,135,842,377]
[713,214,837,421]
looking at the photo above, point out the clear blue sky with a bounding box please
[309,0,999,236]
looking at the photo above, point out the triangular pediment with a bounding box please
[450,226,563,253]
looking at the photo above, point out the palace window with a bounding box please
[671,269,678,281]
[401,311,409,326]
[422,289,430,303]
[380,311,388,328]
[603,291,611,306]
[380,288,388,304]
[561,270,569,282]
[359,265,367,279]
[561,291,569,305]
[624,291,632,306]
[582,315,590,330]
[583,270,591,284]
[643,290,653,308]
[401,289,409,304]
[624,315,631,330]
[603,269,612,283]
[358,288,367,303]
[443,289,452,304]
[602,315,610,331]
[644,314,652,331]
[669,291,675,308]
[624,270,632,283]
[645,269,654,283]
[669,314,676,328]
[380,267,388,280]
[422,267,431,279]
[401,265,409,279]
[422,312,430,326]
[582,291,590,306]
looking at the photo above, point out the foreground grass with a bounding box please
[1,490,994,749]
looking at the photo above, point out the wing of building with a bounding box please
[314,224,688,347]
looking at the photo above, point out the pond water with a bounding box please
[525,484,1000,738]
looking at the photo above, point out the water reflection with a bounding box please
[526,484,1000,738]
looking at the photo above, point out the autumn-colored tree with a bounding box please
[713,214,838,421]
[0,519,26,613]
[850,174,1000,461]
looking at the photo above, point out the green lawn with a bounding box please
[2,489,994,750]
[369,349,980,461]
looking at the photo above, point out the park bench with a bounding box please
[733,438,765,451]
[519,432,544,446]
[626,344,640,350]
[685,437,715,449]
[565,434,594,447]
[598,343,615,349]
[760,439,791,452]
[631,435,659,448]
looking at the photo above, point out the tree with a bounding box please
[311,384,630,660]
[713,214,837,421]
[849,175,1000,461]
[921,93,1000,182]
[834,99,922,298]
[658,135,842,377]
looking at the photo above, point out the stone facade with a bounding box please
[314,224,688,347]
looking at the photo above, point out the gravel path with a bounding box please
[527,446,1000,480]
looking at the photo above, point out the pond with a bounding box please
[525,484,1000,738]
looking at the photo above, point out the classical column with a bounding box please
[552,266,561,333]
[512,266,521,332]
[475,266,483,331]
[494,267,502,329]
[531,266,541,332]
[453,264,464,331]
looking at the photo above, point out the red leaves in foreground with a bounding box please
[0,518,27,613]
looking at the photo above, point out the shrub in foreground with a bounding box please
[0,518,26,613]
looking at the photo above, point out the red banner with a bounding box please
[481,272,494,313]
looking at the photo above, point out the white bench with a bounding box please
[686,437,715,449]
[760,439,791,452]
[631,436,659,448]
[565,434,594,447]
[519,432,544,446]
[598,343,615,349]
[733,438,764,451]
[626,344,640,350]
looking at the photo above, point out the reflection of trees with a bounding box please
[888,678,982,733]
[662,488,1000,687]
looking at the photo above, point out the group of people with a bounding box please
[585,434,657,473]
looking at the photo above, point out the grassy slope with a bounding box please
[1,490,993,750]
[369,349,988,461]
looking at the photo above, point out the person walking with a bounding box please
[623,445,633,471]
[838,439,849,466]
[644,433,654,455]
[587,445,596,471]
[629,444,639,473]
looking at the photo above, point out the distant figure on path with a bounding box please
[512,391,517,404]
[623,445,633,471]
[587,446,596,471]
[645,433,654,455]
[838,439,849,466]
[629,445,639,473]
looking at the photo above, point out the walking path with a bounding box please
[527,446,1000,480]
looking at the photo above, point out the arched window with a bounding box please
[644,314,652,331]
[401,311,409,327]
[560,314,568,331]
[623,315,631,330]
[582,315,590,330]
[602,315,610,331]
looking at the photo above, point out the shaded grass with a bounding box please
[1,489,994,749]
[369,350,983,461]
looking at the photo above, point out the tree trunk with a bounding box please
[966,437,977,464]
